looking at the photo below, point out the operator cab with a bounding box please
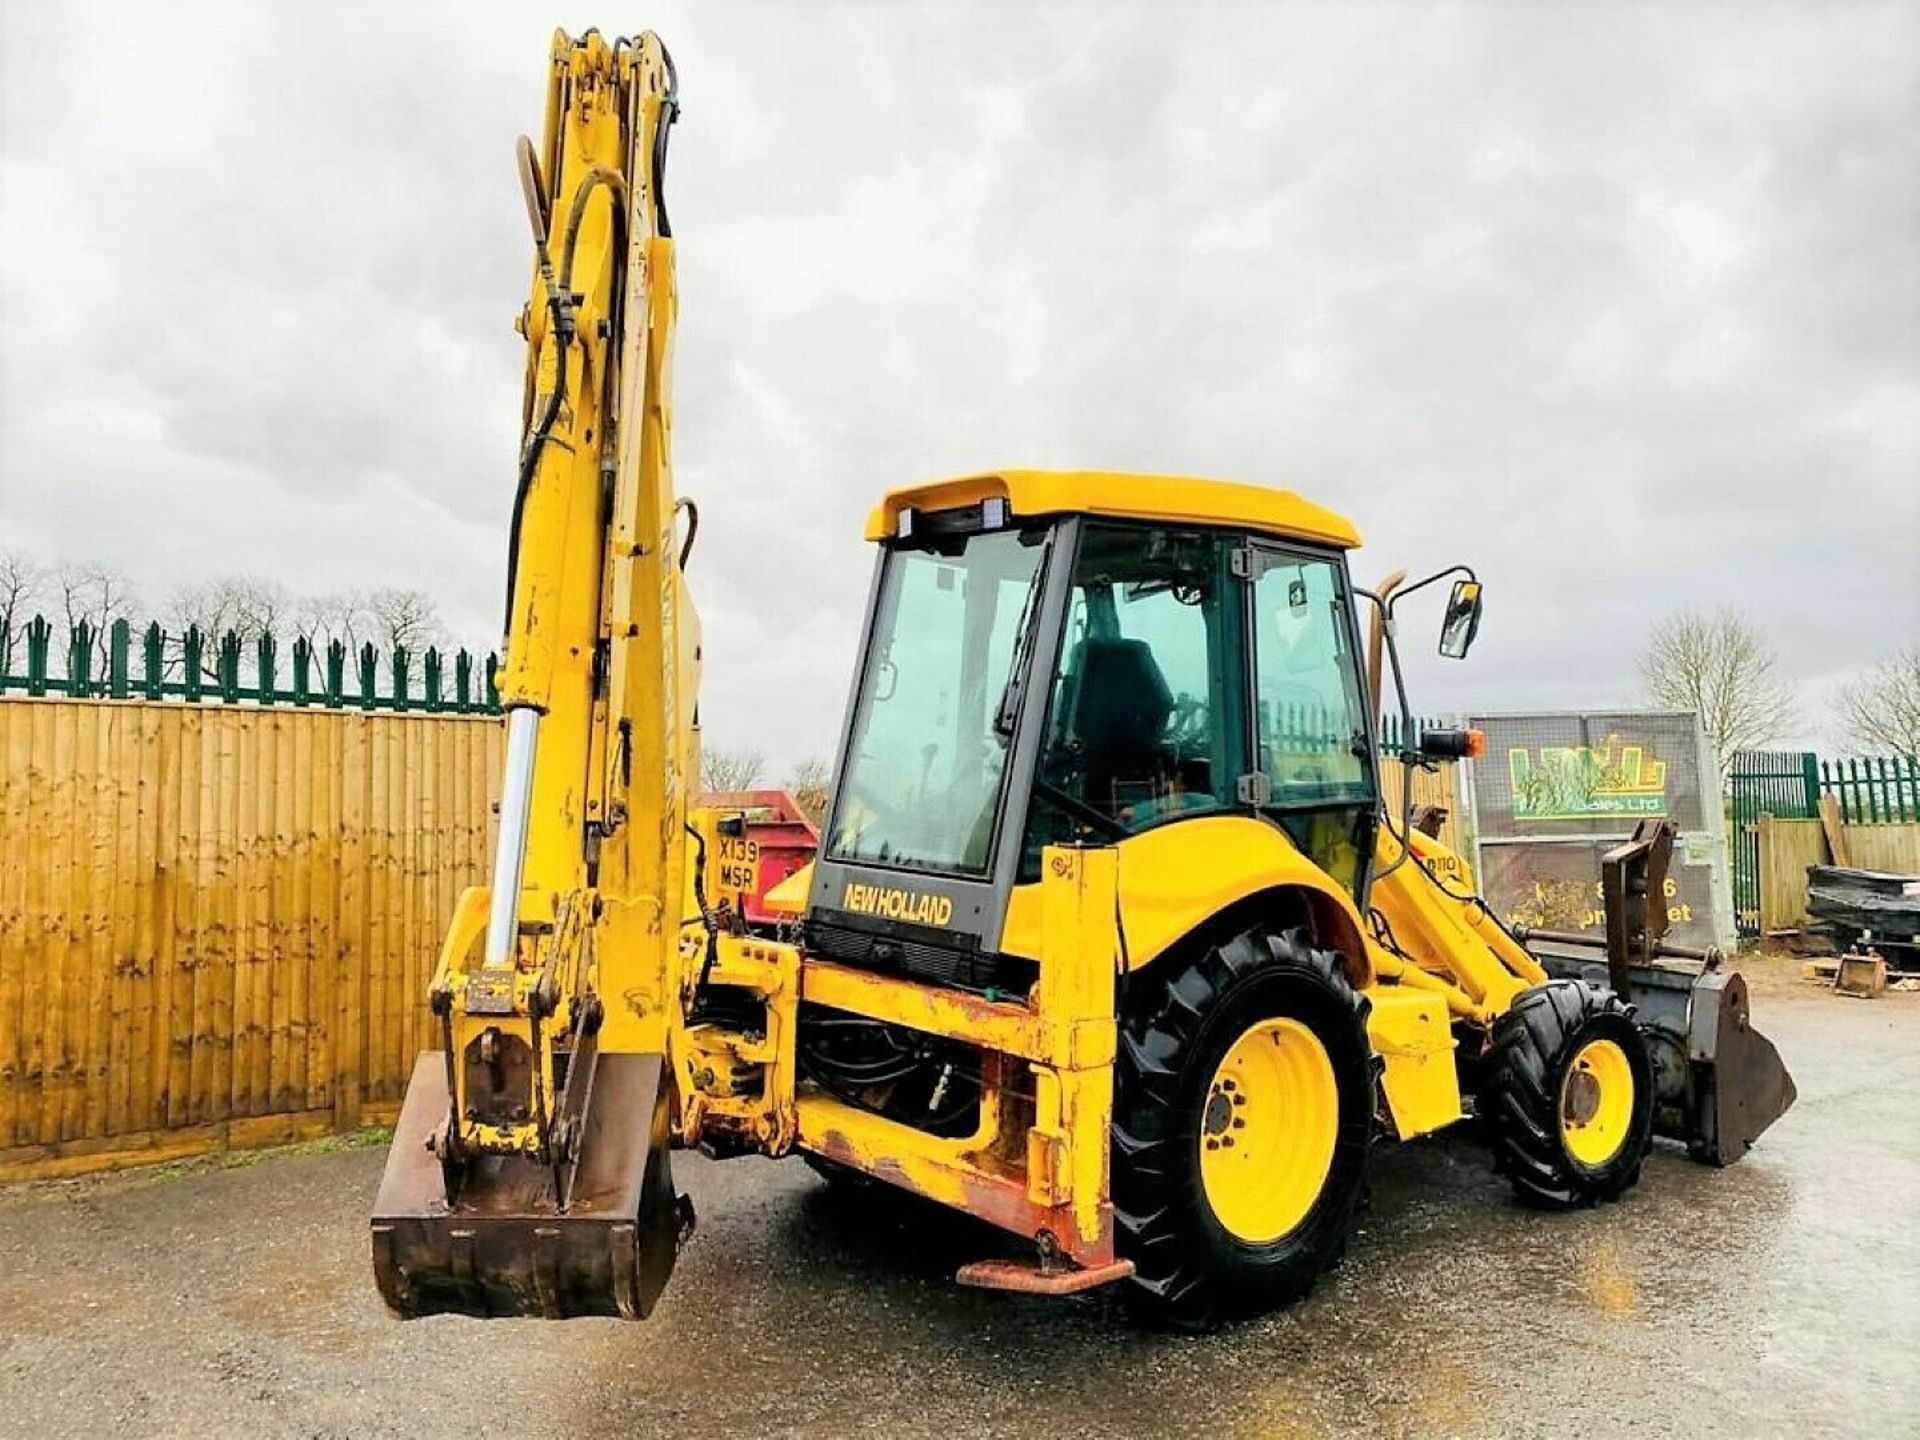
[806,472,1391,994]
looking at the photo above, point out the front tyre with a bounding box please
[1482,980,1654,1209]
[1113,923,1373,1331]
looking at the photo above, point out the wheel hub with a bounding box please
[1563,1066,1601,1126]
[1558,1037,1635,1168]
[1197,1018,1338,1244]
[1203,1089,1235,1140]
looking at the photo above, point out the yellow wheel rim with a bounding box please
[1198,1017,1339,1244]
[1559,1038,1635,1168]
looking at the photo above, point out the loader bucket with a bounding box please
[1543,956,1797,1166]
[1528,822,1795,1166]
[371,1051,686,1319]
[1664,967,1797,1166]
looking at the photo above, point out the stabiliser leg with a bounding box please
[372,1051,688,1319]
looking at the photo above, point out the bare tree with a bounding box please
[292,590,368,656]
[360,587,450,652]
[784,757,831,823]
[55,561,139,673]
[702,747,765,794]
[0,548,44,670]
[163,575,293,679]
[1835,645,1920,756]
[165,575,293,638]
[1638,609,1796,776]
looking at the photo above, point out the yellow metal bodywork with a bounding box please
[425,29,694,1164]
[760,809,1523,1249]
[1201,1017,1339,1243]
[999,815,1374,987]
[763,860,812,915]
[1364,822,1547,1023]
[989,814,1541,1151]
[1365,988,1460,1140]
[787,847,1122,1264]
[866,470,1363,550]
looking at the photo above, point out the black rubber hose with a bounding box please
[653,42,678,237]
[684,821,722,999]
[500,167,628,632]
[676,497,699,569]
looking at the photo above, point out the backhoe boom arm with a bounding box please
[372,28,699,1321]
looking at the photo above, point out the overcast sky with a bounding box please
[2,1,1914,769]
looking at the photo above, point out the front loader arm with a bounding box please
[372,28,699,1320]
[1366,816,1793,1165]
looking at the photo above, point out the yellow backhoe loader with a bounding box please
[370,28,1795,1329]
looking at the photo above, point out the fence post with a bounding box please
[67,619,94,697]
[454,650,473,713]
[217,630,242,703]
[181,627,204,702]
[391,645,409,714]
[26,615,50,695]
[357,643,377,712]
[257,633,277,706]
[325,640,345,707]
[142,623,165,700]
[108,619,130,698]
[423,648,442,712]
[292,637,313,706]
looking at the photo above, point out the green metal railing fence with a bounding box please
[1727,749,1918,937]
[1728,750,1819,938]
[1377,713,1451,753]
[0,615,501,715]
[1820,754,1920,825]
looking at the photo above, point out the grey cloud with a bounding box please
[2,0,1914,770]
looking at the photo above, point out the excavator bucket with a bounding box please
[371,1051,686,1319]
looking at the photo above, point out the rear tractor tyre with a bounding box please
[1113,923,1373,1331]
[1482,980,1654,1210]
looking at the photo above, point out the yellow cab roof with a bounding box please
[864,469,1361,550]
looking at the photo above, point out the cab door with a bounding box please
[1242,544,1379,900]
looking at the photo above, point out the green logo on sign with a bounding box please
[1509,734,1668,821]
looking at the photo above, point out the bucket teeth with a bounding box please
[371,1051,686,1319]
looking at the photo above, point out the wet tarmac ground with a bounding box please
[1,977,1914,1439]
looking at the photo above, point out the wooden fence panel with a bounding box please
[1380,756,1468,864]
[1847,825,1920,876]
[0,696,499,1180]
[1756,816,1920,934]
[1757,817,1826,931]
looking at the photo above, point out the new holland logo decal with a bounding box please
[1508,733,1669,821]
[840,881,954,928]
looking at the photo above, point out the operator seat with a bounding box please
[1061,636,1175,818]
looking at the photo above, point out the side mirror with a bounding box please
[1438,579,1483,659]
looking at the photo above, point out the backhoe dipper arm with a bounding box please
[372,28,699,1321]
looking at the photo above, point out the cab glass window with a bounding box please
[827,526,1048,876]
[1251,552,1372,805]
[1023,525,1244,871]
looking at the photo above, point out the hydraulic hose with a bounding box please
[499,32,676,633]
[501,165,629,632]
